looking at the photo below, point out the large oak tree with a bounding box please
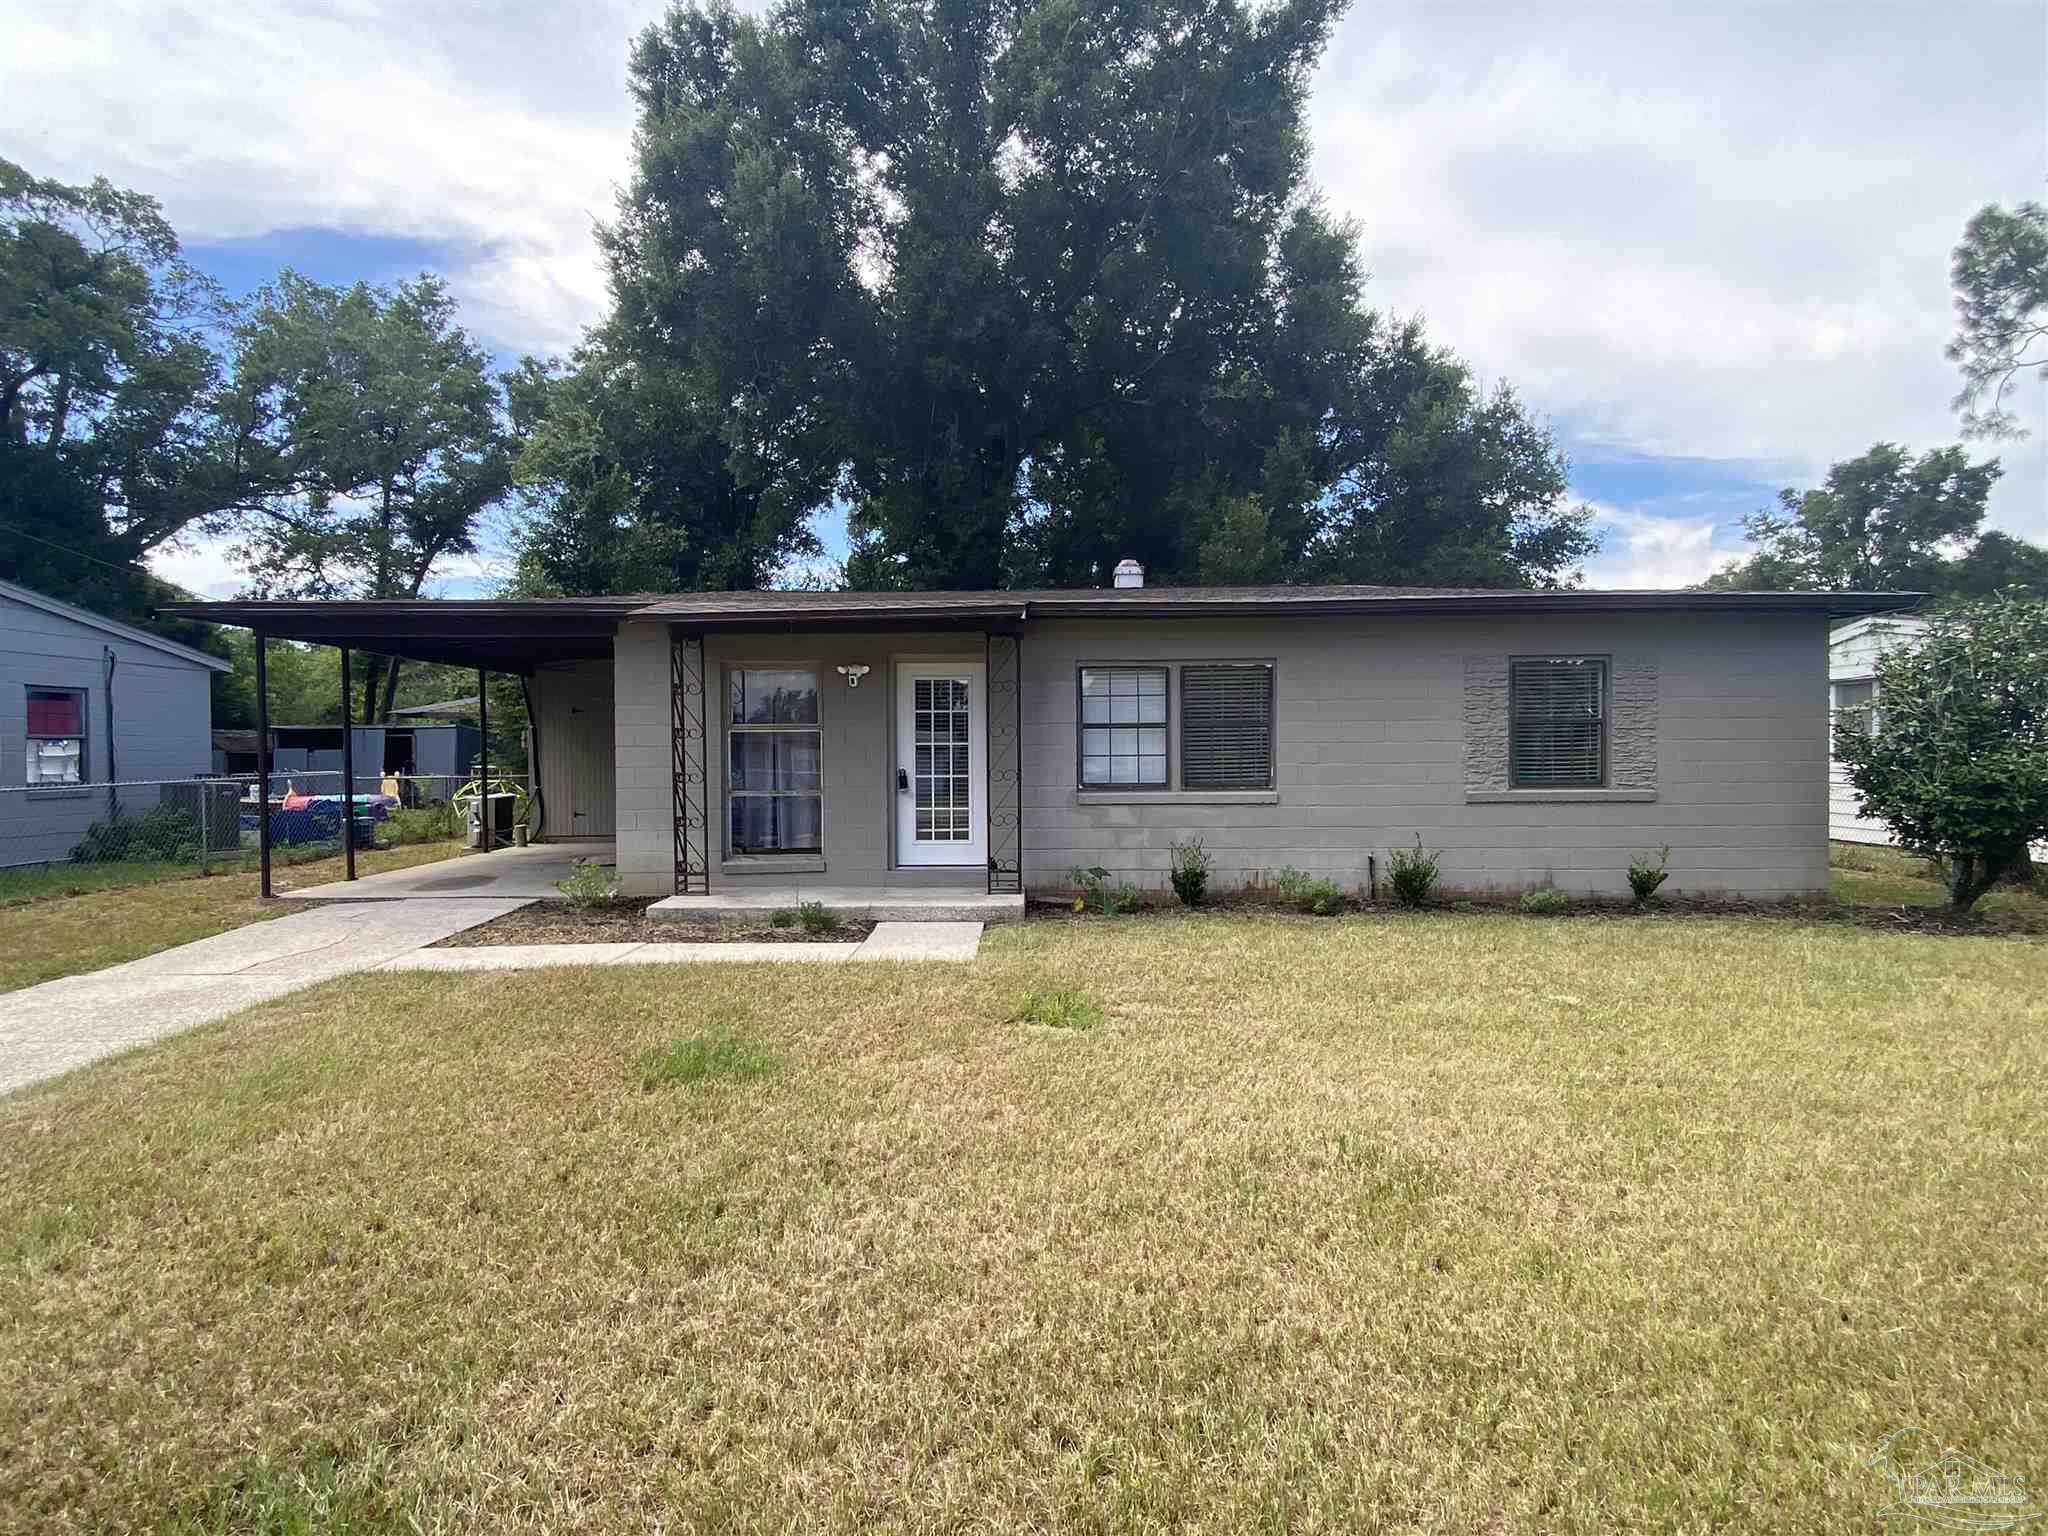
[524,0,1595,592]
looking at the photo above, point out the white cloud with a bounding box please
[1309,1,2047,541]
[144,534,245,600]
[8,0,2045,552]
[3,0,642,354]
[1581,504,1742,590]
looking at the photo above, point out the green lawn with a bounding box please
[1,908,2041,1531]
[1827,839,2048,915]
[0,840,466,993]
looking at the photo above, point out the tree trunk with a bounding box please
[1945,844,2022,911]
[376,656,403,724]
[359,653,379,726]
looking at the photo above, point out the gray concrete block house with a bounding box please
[168,577,1915,909]
[3,578,229,867]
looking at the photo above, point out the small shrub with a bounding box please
[555,861,620,908]
[1271,866,1344,916]
[1069,865,1141,915]
[768,908,798,929]
[632,1032,780,1090]
[1627,845,1672,905]
[1011,984,1104,1031]
[69,805,203,865]
[796,900,839,935]
[1386,837,1442,908]
[1520,887,1570,915]
[382,801,461,845]
[1168,837,1211,907]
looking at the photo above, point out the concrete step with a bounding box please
[645,889,1024,923]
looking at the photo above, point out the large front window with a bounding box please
[727,668,822,853]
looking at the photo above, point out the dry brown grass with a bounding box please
[1,911,2043,1532]
[0,841,466,993]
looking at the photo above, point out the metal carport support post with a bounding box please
[339,648,357,881]
[477,668,491,853]
[255,629,272,899]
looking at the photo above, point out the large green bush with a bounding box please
[1834,596,2048,910]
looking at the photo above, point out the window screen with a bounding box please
[727,668,822,852]
[1180,664,1274,790]
[1079,668,1168,787]
[1510,658,1606,788]
[25,687,85,786]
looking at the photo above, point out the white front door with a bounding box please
[895,662,987,867]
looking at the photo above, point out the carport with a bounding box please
[162,597,638,898]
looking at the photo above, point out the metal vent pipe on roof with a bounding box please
[1113,559,1145,589]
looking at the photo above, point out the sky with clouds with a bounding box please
[5,0,2043,597]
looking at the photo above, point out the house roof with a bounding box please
[161,583,1924,667]
[4,578,233,671]
[629,583,1925,625]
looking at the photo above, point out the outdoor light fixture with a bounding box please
[836,664,872,687]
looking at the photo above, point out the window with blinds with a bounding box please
[1510,658,1607,788]
[1180,664,1274,791]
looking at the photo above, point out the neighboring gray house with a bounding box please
[169,576,1917,905]
[2,579,229,867]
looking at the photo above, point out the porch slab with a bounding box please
[645,887,1024,923]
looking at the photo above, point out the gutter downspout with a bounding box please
[102,646,117,821]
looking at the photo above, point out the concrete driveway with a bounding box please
[0,899,525,1095]
[282,842,609,902]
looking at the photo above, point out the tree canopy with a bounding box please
[0,158,244,640]
[217,272,515,718]
[1702,441,2040,599]
[1949,201,2047,440]
[516,0,1596,593]
[1834,596,2048,910]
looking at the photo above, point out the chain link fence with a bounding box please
[0,771,534,883]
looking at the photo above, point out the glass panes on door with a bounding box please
[913,676,972,841]
[1079,667,1167,787]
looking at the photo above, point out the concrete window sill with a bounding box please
[1465,789,1657,804]
[722,855,827,875]
[1073,789,1280,806]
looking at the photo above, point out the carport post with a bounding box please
[477,667,491,853]
[339,648,357,881]
[255,630,272,900]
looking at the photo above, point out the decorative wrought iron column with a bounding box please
[986,631,1022,894]
[671,629,710,894]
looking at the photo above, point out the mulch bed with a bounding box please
[435,900,875,948]
[1027,891,2048,938]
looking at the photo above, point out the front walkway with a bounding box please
[283,841,612,902]
[0,905,985,1097]
[0,899,525,1095]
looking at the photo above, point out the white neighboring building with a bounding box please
[1828,615,1926,844]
